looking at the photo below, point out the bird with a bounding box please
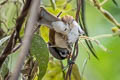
[48,28,71,60]
[48,15,84,60]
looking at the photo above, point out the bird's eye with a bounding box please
[64,28,67,31]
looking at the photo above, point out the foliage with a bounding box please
[42,59,84,80]
[0,0,120,80]
[31,34,49,80]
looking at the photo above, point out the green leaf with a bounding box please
[112,0,118,7]
[50,0,56,10]
[0,48,20,79]
[2,3,17,29]
[8,50,20,72]
[31,34,49,80]
[0,58,9,79]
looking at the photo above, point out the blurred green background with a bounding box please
[77,0,120,80]
[0,0,120,80]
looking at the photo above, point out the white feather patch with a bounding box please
[52,20,84,44]
[68,27,79,44]
[68,21,84,44]
[52,21,70,35]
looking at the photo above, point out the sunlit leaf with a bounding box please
[40,26,49,42]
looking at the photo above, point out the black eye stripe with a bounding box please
[64,28,67,31]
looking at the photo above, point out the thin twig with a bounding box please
[91,0,120,28]
[100,0,108,6]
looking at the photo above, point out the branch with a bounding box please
[10,0,40,80]
[90,0,120,28]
